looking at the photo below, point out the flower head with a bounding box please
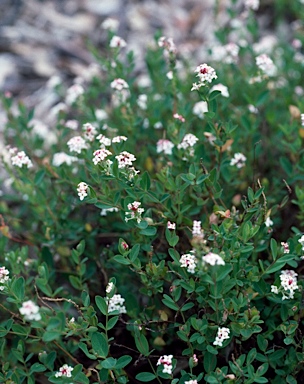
[0,267,9,290]
[55,364,74,378]
[202,252,225,266]
[157,139,174,155]
[180,253,197,274]
[106,282,114,294]
[125,201,145,223]
[83,123,97,142]
[230,153,246,168]
[173,113,185,122]
[157,355,173,374]
[65,84,84,105]
[93,148,112,165]
[77,182,88,201]
[116,151,136,168]
[52,152,78,167]
[245,0,260,11]
[111,78,129,91]
[109,35,127,48]
[281,242,290,254]
[192,63,217,91]
[177,134,199,150]
[256,54,277,76]
[67,136,87,154]
[167,221,176,230]
[10,150,33,169]
[158,37,177,54]
[106,293,126,313]
[280,270,299,300]
[193,101,208,119]
[19,300,41,321]
[213,327,230,347]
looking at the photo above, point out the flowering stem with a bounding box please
[147,358,162,384]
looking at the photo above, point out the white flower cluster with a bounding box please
[92,148,112,165]
[8,147,33,169]
[55,364,74,378]
[211,43,239,64]
[101,17,119,32]
[106,282,114,294]
[77,182,88,201]
[111,78,129,91]
[256,54,277,76]
[180,253,197,274]
[191,63,217,91]
[100,207,119,216]
[245,0,260,11]
[210,83,229,98]
[19,300,41,321]
[0,266,9,290]
[52,152,78,167]
[301,114,304,127]
[115,151,136,168]
[230,153,246,168]
[157,354,173,374]
[177,134,199,150]
[193,101,208,119]
[65,83,84,105]
[83,123,97,142]
[281,242,290,254]
[109,35,127,48]
[265,217,273,228]
[67,136,87,154]
[185,380,198,384]
[202,252,225,266]
[192,220,202,236]
[272,270,299,300]
[213,327,230,346]
[137,94,148,110]
[106,294,127,314]
[112,136,128,143]
[157,139,174,155]
[158,36,177,54]
[125,201,145,224]
[97,134,111,147]
[167,221,176,230]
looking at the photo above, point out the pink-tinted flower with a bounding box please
[65,84,84,105]
[192,220,202,236]
[158,37,177,54]
[213,327,230,346]
[52,152,78,167]
[280,270,299,300]
[93,148,112,165]
[157,139,174,155]
[281,242,290,254]
[185,380,198,384]
[19,300,41,321]
[96,134,111,147]
[109,35,127,48]
[83,123,97,142]
[125,201,145,223]
[202,252,225,266]
[192,354,198,364]
[115,151,136,168]
[110,78,129,91]
[0,266,9,290]
[180,253,197,273]
[173,113,185,122]
[230,153,246,168]
[245,0,260,11]
[193,63,217,89]
[101,17,119,31]
[177,134,199,150]
[64,120,79,130]
[55,364,74,378]
[167,221,176,230]
[10,150,33,169]
[256,54,277,76]
[157,355,173,374]
[77,182,88,201]
[67,136,87,154]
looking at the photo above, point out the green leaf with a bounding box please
[112,255,131,265]
[162,294,179,311]
[139,226,157,236]
[95,296,107,315]
[91,332,109,358]
[78,342,97,360]
[140,171,151,191]
[12,276,25,301]
[270,238,277,261]
[101,357,117,369]
[135,372,156,382]
[257,334,268,352]
[69,275,82,290]
[204,350,217,373]
[115,355,132,369]
[216,264,232,282]
[42,331,61,342]
[129,244,140,262]
[107,316,119,330]
[134,333,150,356]
[34,170,45,186]
[29,363,46,374]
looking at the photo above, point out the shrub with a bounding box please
[1,2,304,383]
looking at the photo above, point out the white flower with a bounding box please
[93,148,112,165]
[125,201,145,223]
[101,17,119,31]
[112,136,128,143]
[202,252,225,266]
[83,123,97,142]
[96,134,112,147]
[210,84,229,98]
[157,139,174,155]
[265,217,273,228]
[248,104,258,114]
[192,220,202,236]
[111,78,129,91]
[280,270,299,300]
[116,151,136,168]
[301,114,304,127]
[213,327,230,347]
[67,136,87,154]
[193,101,208,119]
[166,71,173,80]
[52,152,78,167]
[95,109,108,121]
[180,253,197,274]
[11,151,33,169]
[65,84,84,105]
[157,355,173,374]
[167,221,176,230]
[137,94,148,110]
[245,0,260,11]
[19,300,41,321]
[100,207,119,216]
[193,63,217,88]
[65,120,79,130]
[177,134,199,150]
[109,35,127,48]
[55,364,74,378]
[106,282,114,294]
[185,381,198,384]
[106,294,126,313]
[0,267,9,290]
[271,285,279,294]
[298,235,304,250]
[158,36,176,53]
[281,242,290,254]
[154,122,163,129]
[256,54,277,76]
[77,182,88,201]
[230,153,246,168]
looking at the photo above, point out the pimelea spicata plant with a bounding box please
[1,2,304,383]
